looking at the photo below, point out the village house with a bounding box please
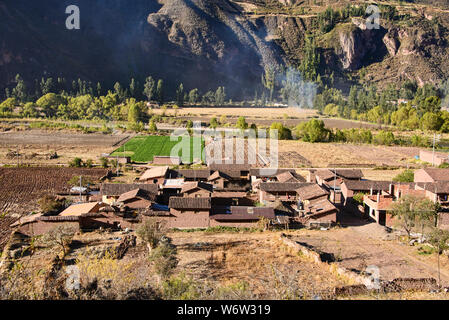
[340,180,392,205]
[176,169,211,182]
[209,206,276,228]
[300,198,338,226]
[168,197,212,228]
[415,181,449,205]
[363,193,395,227]
[208,164,250,179]
[181,182,213,198]
[152,156,182,165]
[116,188,154,209]
[414,168,449,183]
[419,150,449,166]
[139,166,169,184]
[207,170,250,191]
[211,191,253,207]
[100,183,158,205]
[276,170,306,183]
[296,183,329,204]
[259,182,305,203]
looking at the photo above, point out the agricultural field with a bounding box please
[111,135,204,163]
[0,167,109,249]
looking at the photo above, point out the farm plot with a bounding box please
[0,167,108,249]
[112,135,204,163]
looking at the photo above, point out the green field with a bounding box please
[111,135,204,163]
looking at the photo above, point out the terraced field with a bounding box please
[111,135,204,163]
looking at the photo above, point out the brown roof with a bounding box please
[101,183,158,196]
[11,213,43,227]
[342,180,391,192]
[177,169,211,179]
[210,206,275,221]
[208,164,250,172]
[250,168,295,178]
[305,198,338,216]
[418,181,449,194]
[276,171,306,183]
[315,169,363,180]
[211,192,247,198]
[117,188,155,202]
[60,202,102,217]
[169,197,211,210]
[296,184,329,201]
[260,182,305,192]
[181,182,213,194]
[420,168,449,182]
[208,170,232,181]
[139,166,169,181]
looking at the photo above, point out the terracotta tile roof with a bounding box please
[208,164,250,172]
[139,166,169,181]
[169,197,211,210]
[59,202,102,217]
[296,184,329,201]
[342,180,392,192]
[11,213,43,227]
[181,182,213,194]
[101,183,158,196]
[260,182,305,192]
[117,188,155,202]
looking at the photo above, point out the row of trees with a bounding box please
[2,74,228,109]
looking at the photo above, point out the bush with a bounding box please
[295,119,330,143]
[38,194,66,215]
[100,157,109,168]
[162,274,200,300]
[69,157,83,168]
[352,193,365,205]
[136,220,166,251]
[373,130,395,145]
[149,242,178,279]
[393,169,414,182]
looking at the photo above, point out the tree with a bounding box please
[143,76,156,101]
[36,93,67,118]
[270,122,292,140]
[261,68,275,102]
[188,89,199,104]
[420,112,443,131]
[210,117,218,129]
[43,226,77,258]
[427,228,449,289]
[215,86,226,105]
[391,195,432,240]
[69,157,83,168]
[176,83,184,107]
[127,100,141,123]
[295,119,329,143]
[129,78,138,98]
[236,116,248,130]
[149,119,158,133]
[11,74,27,103]
[156,79,164,105]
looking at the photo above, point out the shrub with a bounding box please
[352,193,365,205]
[136,220,166,251]
[42,225,77,258]
[38,194,66,215]
[393,169,414,182]
[162,274,200,300]
[69,157,83,168]
[149,242,178,279]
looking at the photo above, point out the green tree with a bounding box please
[215,86,226,105]
[143,76,156,101]
[11,74,27,103]
[270,122,292,140]
[149,119,158,133]
[427,228,449,289]
[420,112,443,131]
[210,117,219,129]
[156,79,164,105]
[295,119,329,143]
[176,83,185,107]
[36,93,67,118]
[236,116,248,130]
[188,89,199,104]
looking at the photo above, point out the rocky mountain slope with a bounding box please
[1,0,448,98]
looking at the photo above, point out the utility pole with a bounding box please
[79,175,82,202]
[432,133,441,167]
[333,168,337,203]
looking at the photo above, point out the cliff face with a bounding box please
[0,0,448,97]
